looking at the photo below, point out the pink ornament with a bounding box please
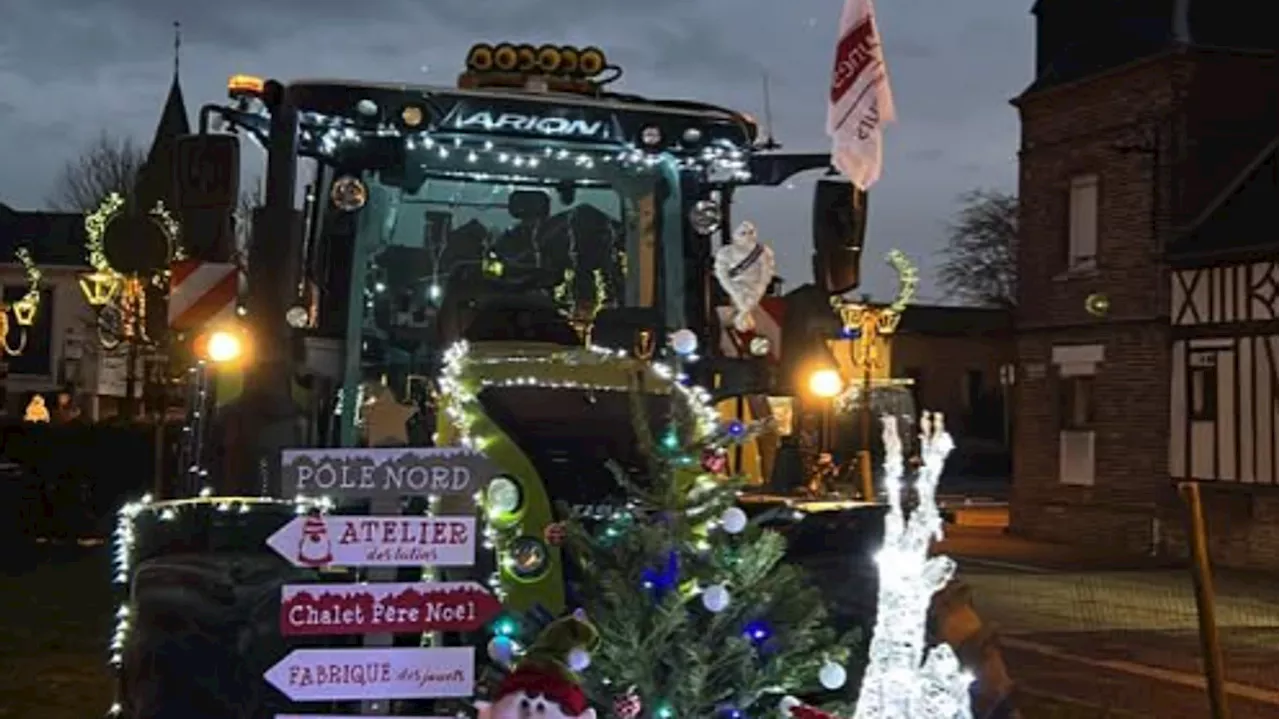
[790,705,840,719]
[544,522,567,546]
[701,448,728,475]
[612,687,642,719]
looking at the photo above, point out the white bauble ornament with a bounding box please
[669,328,699,356]
[720,506,748,534]
[701,584,731,612]
[567,646,591,672]
[818,660,847,690]
[487,636,516,664]
[779,695,802,713]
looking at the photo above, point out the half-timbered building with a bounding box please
[1169,143,1278,489]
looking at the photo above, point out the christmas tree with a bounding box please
[560,389,862,718]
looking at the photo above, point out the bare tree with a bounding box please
[48,133,148,212]
[937,189,1018,308]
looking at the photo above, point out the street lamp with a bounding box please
[808,368,844,399]
[834,250,919,501]
[1,248,44,357]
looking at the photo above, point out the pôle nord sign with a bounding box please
[280,581,500,636]
[266,515,477,568]
[264,647,474,701]
[281,447,495,499]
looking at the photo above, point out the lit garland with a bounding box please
[14,247,42,312]
[851,413,973,719]
[84,193,186,286]
[293,110,752,183]
[106,492,333,716]
[439,341,720,450]
[85,193,126,273]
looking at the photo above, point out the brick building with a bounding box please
[1009,0,1277,568]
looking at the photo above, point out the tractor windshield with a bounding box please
[333,141,680,439]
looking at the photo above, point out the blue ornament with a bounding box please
[640,550,680,600]
[743,620,772,644]
[726,420,746,438]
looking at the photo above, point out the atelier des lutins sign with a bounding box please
[265,446,500,713]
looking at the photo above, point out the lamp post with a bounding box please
[834,250,919,502]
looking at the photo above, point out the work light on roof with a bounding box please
[461,43,619,92]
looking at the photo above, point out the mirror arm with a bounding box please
[747,153,833,186]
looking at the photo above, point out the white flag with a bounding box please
[826,0,896,190]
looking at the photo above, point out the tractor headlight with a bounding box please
[486,475,523,517]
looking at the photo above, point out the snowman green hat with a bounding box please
[493,611,600,716]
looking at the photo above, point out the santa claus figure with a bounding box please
[296,515,333,567]
[477,613,601,719]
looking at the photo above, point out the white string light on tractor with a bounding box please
[78,192,184,350]
[0,247,44,356]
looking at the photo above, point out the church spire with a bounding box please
[133,20,191,210]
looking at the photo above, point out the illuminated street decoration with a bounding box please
[834,249,918,410]
[853,413,973,719]
[79,192,184,349]
[0,248,44,356]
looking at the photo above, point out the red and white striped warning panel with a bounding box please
[168,260,238,331]
[717,297,785,362]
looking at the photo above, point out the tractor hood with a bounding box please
[440,340,716,520]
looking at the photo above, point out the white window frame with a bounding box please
[1053,344,1103,486]
[1067,174,1099,271]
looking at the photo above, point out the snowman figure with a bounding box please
[296,515,333,567]
[713,221,776,332]
[477,613,600,719]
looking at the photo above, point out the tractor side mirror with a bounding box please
[811,179,868,296]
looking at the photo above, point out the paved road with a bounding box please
[957,561,1278,718]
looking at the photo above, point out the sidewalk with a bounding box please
[939,525,1179,572]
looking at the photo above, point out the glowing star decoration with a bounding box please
[713,221,776,331]
[852,412,973,719]
[360,382,416,447]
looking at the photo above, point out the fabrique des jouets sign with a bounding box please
[281,446,496,499]
[264,647,475,701]
[280,581,500,636]
[267,515,477,568]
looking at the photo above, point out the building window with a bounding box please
[1067,174,1099,270]
[1188,352,1217,421]
[1058,375,1095,430]
[964,369,984,411]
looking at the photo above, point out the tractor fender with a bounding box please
[930,580,1021,719]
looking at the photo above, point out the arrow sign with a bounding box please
[275,711,450,716]
[281,446,496,500]
[264,647,474,701]
[280,581,501,636]
[266,515,477,568]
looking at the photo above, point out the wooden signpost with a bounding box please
[269,446,498,716]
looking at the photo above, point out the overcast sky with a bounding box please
[0,0,1032,301]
